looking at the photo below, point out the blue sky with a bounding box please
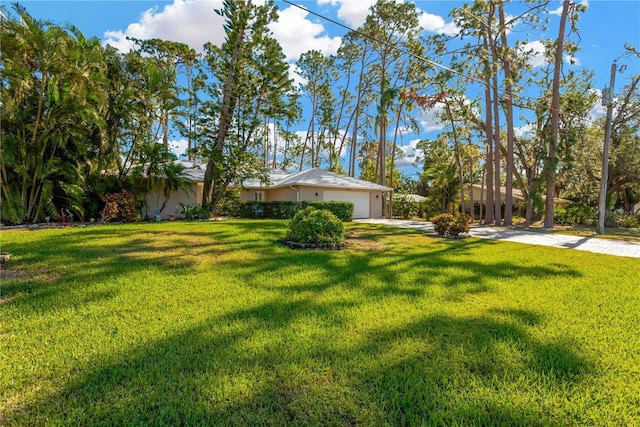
[11,0,640,175]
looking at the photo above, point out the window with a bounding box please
[254,191,264,202]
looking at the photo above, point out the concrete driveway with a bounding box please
[354,218,640,258]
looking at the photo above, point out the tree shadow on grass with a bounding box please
[2,221,593,425]
[215,231,580,305]
[3,297,593,426]
[0,223,249,312]
[352,313,592,425]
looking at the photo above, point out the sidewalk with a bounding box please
[354,218,640,258]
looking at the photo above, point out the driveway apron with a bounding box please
[354,219,640,259]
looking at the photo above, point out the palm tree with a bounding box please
[1,5,107,223]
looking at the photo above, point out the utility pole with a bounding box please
[597,60,617,235]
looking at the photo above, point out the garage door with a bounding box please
[323,190,370,219]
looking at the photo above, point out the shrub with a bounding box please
[431,213,454,235]
[268,201,304,219]
[285,207,344,246]
[554,203,595,226]
[431,212,470,236]
[236,201,301,219]
[101,190,139,223]
[450,213,471,235]
[418,200,439,220]
[554,208,569,225]
[393,197,419,219]
[235,201,353,221]
[215,190,241,216]
[180,204,211,220]
[609,212,640,228]
[305,201,353,222]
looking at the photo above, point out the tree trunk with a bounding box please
[202,10,246,207]
[488,11,502,226]
[544,0,570,228]
[470,157,475,221]
[483,36,495,225]
[444,99,466,216]
[349,58,367,178]
[499,3,515,226]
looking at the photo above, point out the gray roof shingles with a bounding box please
[176,162,392,192]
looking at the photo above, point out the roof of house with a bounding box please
[263,168,393,192]
[395,193,426,202]
[173,162,392,192]
[241,169,289,188]
[177,160,207,182]
[463,183,571,206]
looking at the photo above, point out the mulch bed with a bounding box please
[278,239,344,250]
[432,234,469,239]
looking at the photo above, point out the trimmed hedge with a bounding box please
[306,201,353,222]
[236,200,354,222]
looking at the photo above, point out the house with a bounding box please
[143,162,393,219]
[461,183,571,216]
[394,193,426,203]
[239,168,393,219]
[142,161,205,219]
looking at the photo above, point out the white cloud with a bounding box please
[550,0,589,16]
[418,11,459,36]
[549,2,563,16]
[565,54,580,65]
[169,138,189,158]
[318,0,459,37]
[395,138,423,168]
[520,40,547,67]
[514,123,535,140]
[103,0,342,63]
[395,126,415,136]
[318,0,376,28]
[518,40,581,68]
[417,103,446,132]
[289,65,307,88]
[587,89,606,123]
[103,0,226,53]
[270,5,342,61]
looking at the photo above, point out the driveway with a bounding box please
[354,218,640,259]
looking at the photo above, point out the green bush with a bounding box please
[215,190,241,216]
[285,207,345,246]
[237,201,301,219]
[236,201,353,221]
[180,204,211,220]
[393,197,419,219]
[101,190,139,223]
[609,212,640,228]
[431,212,470,236]
[305,201,353,222]
[554,203,595,226]
[450,213,471,235]
[554,208,569,225]
[418,200,439,220]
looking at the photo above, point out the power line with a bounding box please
[281,0,474,84]
[278,0,572,113]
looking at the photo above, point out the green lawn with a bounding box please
[1,220,639,426]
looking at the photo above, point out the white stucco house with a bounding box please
[143,161,393,219]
